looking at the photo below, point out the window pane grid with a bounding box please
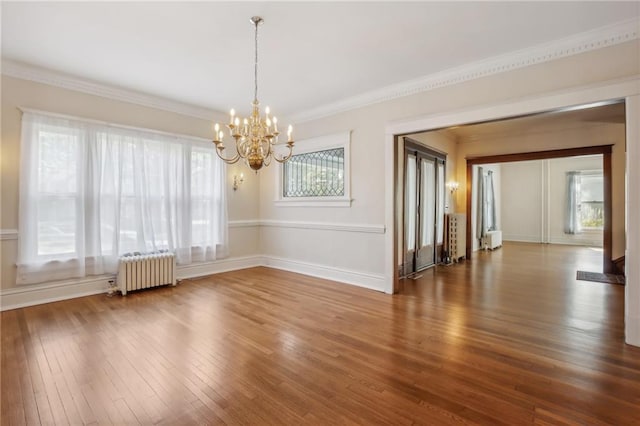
[284,148,345,197]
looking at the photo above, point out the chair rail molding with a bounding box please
[0,229,18,240]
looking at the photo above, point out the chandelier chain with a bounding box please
[254,19,259,102]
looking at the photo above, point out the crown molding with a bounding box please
[3,18,638,125]
[1,60,220,121]
[290,17,640,123]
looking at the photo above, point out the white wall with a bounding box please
[501,161,543,243]
[500,156,604,247]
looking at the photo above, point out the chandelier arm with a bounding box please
[214,146,241,164]
[273,145,294,163]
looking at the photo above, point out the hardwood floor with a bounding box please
[2,242,639,425]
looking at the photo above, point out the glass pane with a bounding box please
[405,155,417,251]
[284,148,344,197]
[192,148,215,246]
[421,159,435,247]
[36,130,79,256]
[436,162,445,244]
[580,174,604,228]
[37,196,76,255]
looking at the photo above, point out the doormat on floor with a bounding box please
[576,271,626,285]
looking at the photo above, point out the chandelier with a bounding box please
[212,16,294,171]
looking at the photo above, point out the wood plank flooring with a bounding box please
[2,242,639,425]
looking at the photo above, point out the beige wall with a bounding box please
[1,40,638,295]
[0,76,261,290]
[258,40,638,284]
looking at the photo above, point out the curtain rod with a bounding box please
[18,107,211,144]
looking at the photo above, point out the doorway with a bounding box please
[401,139,446,276]
[465,145,614,273]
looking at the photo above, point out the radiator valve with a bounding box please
[107,279,118,297]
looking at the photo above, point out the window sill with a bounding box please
[274,198,353,208]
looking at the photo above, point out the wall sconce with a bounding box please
[233,173,244,191]
[447,181,459,194]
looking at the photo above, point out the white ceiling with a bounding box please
[2,2,639,118]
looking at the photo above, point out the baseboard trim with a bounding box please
[1,254,385,310]
[502,235,542,243]
[548,237,603,247]
[263,256,385,292]
[1,276,112,311]
[177,255,264,280]
[0,255,265,311]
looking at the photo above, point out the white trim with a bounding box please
[626,94,640,346]
[0,255,264,311]
[502,235,542,244]
[0,253,387,310]
[384,75,640,343]
[228,220,261,228]
[292,18,640,123]
[263,256,385,292]
[0,229,18,241]
[3,60,218,121]
[387,76,639,136]
[176,255,263,280]
[260,219,385,234]
[1,275,111,311]
[548,237,603,247]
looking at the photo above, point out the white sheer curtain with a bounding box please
[17,112,227,285]
[564,171,581,234]
[476,167,496,243]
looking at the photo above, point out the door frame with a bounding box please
[385,78,638,345]
[465,145,614,273]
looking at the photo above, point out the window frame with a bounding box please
[17,109,227,285]
[275,131,352,207]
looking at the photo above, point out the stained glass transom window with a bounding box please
[283,148,345,197]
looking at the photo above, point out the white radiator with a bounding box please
[483,230,503,250]
[118,252,176,295]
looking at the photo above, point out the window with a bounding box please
[579,172,604,229]
[564,170,603,234]
[17,112,227,285]
[276,131,351,207]
[284,148,344,197]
